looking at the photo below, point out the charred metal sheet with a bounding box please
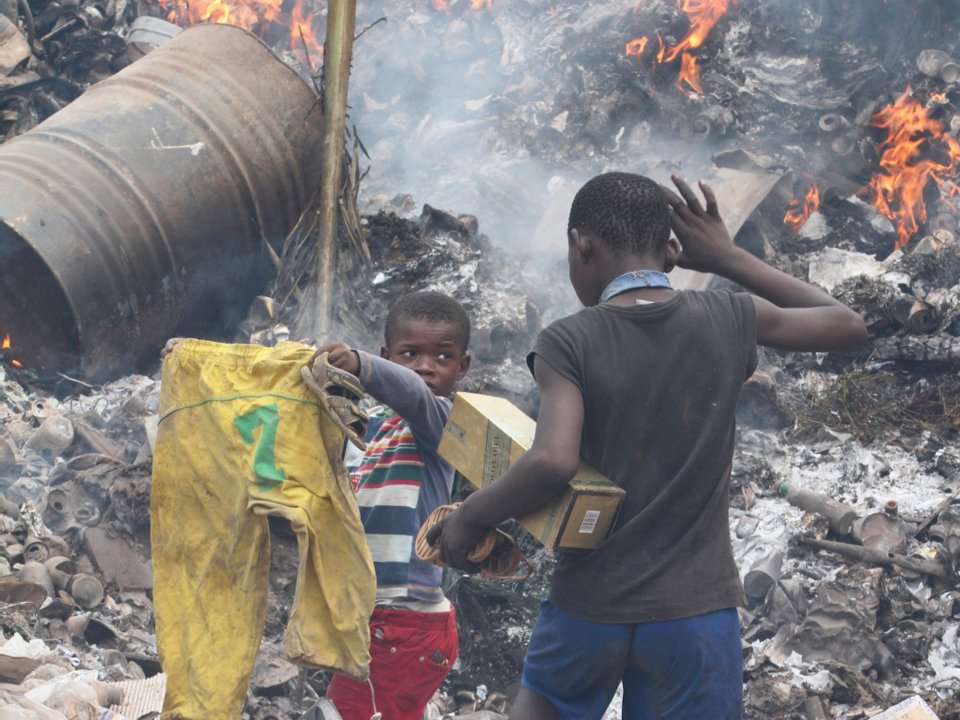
[0,24,323,380]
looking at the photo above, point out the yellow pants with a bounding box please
[151,340,375,720]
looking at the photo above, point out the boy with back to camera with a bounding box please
[429,173,867,719]
[320,291,472,720]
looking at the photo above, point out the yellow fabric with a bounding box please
[151,339,376,720]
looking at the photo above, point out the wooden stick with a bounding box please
[913,486,960,538]
[803,537,953,580]
[870,334,960,362]
[300,0,357,341]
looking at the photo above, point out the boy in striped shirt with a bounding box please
[321,291,471,720]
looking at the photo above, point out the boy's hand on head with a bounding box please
[315,342,361,376]
[662,175,739,274]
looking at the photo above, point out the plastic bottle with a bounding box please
[778,483,858,535]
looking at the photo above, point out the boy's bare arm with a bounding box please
[663,175,868,353]
[427,356,583,570]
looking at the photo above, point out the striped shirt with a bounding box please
[353,353,454,604]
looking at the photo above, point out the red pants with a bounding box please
[326,605,458,720]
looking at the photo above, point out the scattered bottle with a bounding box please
[778,483,858,535]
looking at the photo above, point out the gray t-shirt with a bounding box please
[529,290,758,623]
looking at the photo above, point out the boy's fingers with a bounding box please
[660,184,684,208]
[669,213,691,236]
[699,181,720,219]
[425,517,446,545]
[671,175,703,214]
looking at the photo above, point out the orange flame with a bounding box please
[1,333,22,368]
[154,0,323,66]
[784,184,821,232]
[662,0,737,64]
[626,0,735,95]
[676,52,703,93]
[626,37,649,57]
[158,0,281,28]
[866,89,960,250]
[470,0,492,9]
[290,0,322,66]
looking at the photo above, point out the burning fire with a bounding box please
[625,0,737,94]
[866,89,960,250]
[1,334,22,369]
[290,2,322,65]
[625,37,649,57]
[677,52,703,93]
[154,0,323,66]
[659,0,738,63]
[784,183,821,233]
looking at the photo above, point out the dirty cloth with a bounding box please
[151,340,376,720]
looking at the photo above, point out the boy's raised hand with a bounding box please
[661,174,738,275]
[316,342,361,376]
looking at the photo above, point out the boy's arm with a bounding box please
[427,355,583,570]
[316,342,449,447]
[664,175,868,353]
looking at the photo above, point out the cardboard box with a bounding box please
[438,392,625,551]
[870,697,940,720]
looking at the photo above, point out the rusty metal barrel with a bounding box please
[0,24,322,380]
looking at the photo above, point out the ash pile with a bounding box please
[1,0,960,719]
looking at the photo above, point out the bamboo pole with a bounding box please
[304,0,357,341]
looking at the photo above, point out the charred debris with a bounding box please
[1,0,960,718]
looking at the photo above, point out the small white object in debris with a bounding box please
[0,633,49,659]
[798,211,829,240]
[372,272,387,286]
[928,625,960,684]
[870,213,896,234]
[808,247,885,293]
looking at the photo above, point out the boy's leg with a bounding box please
[622,608,743,720]
[327,606,458,720]
[510,688,561,720]
[517,600,629,720]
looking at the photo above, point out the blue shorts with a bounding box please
[521,601,743,720]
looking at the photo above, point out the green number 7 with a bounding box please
[234,404,287,491]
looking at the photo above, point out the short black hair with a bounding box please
[567,172,671,256]
[384,291,471,351]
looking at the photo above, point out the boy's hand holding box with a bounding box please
[438,392,624,551]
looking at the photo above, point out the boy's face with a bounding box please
[380,317,471,397]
